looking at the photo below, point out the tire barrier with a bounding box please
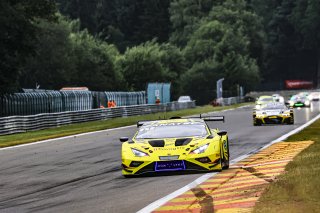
[0,101,196,135]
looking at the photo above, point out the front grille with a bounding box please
[159,155,179,160]
[148,140,165,147]
[264,117,283,124]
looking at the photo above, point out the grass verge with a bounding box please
[0,103,250,148]
[253,118,320,213]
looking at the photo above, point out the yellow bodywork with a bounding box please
[121,119,229,176]
[253,105,294,125]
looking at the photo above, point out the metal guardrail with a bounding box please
[216,97,243,106]
[0,101,196,135]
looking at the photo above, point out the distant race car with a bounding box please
[308,92,320,101]
[177,96,192,103]
[120,116,229,177]
[288,94,310,107]
[253,102,294,126]
[255,95,275,109]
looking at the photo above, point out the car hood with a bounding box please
[127,137,216,156]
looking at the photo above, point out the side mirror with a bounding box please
[120,137,129,142]
[217,130,227,136]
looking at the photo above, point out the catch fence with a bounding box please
[0,91,146,117]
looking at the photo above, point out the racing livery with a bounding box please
[120,116,229,177]
[253,102,294,126]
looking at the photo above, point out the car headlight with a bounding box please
[131,148,149,157]
[282,111,291,116]
[190,144,209,154]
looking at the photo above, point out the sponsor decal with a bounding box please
[154,147,185,151]
[223,141,227,150]
[285,80,313,89]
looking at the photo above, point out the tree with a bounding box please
[117,41,177,91]
[290,0,320,87]
[56,0,98,34]
[20,16,123,91]
[20,17,76,90]
[181,60,221,104]
[0,0,57,94]
[169,0,219,47]
[181,0,261,103]
[209,0,265,65]
[71,28,123,91]
[159,43,187,98]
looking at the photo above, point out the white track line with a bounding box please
[137,113,320,213]
[0,104,252,151]
[0,125,136,151]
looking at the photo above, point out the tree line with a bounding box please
[1,0,319,104]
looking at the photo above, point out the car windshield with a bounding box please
[259,97,274,102]
[261,104,287,110]
[135,122,208,139]
[291,95,304,101]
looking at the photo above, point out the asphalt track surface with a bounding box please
[0,103,320,213]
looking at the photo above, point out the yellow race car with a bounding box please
[253,102,294,126]
[120,116,229,177]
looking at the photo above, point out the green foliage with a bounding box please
[20,16,123,91]
[169,0,219,47]
[290,0,320,49]
[0,0,57,94]
[252,0,319,85]
[181,60,221,104]
[70,29,123,91]
[181,0,261,103]
[209,0,265,62]
[20,17,75,89]
[57,0,171,52]
[117,41,177,91]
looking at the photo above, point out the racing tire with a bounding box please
[287,115,294,125]
[221,138,230,170]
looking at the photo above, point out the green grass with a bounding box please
[253,118,320,213]
[0,103,250,148]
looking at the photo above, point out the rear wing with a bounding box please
[136,114,225,127]
[137,120,151,127]
[203,115,225,122]
[189,114,225,122]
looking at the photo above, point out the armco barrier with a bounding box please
[0,101,195,135]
